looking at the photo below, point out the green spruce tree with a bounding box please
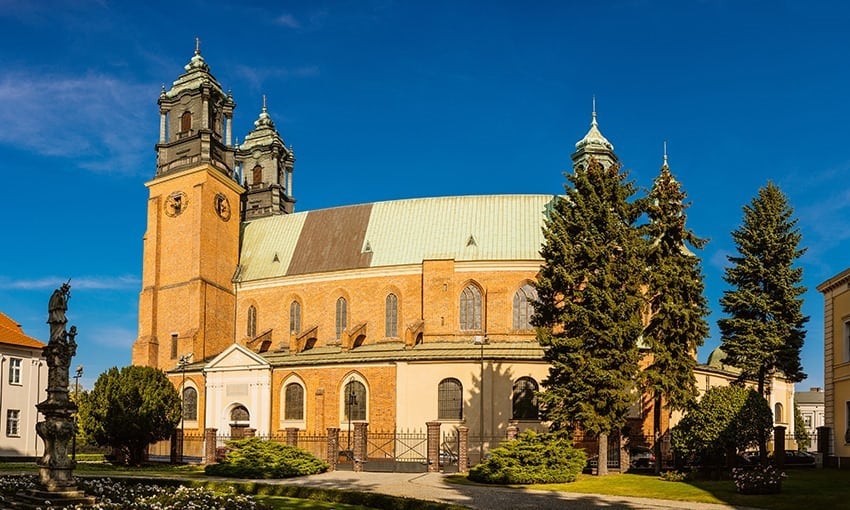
[643,159,710,471]
[718,182,808,460]
[534,157,645,476]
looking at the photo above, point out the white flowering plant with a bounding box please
[0,475,269,509]
[731,464,786,495]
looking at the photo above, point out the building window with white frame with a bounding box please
[182,387,198,421]
[438,378,463,420]
[284,382,305,421]
[8,358,21,385]
[6,410,20,436]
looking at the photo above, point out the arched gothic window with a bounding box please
[385,293,398,338]
[181,387,198,421]
[438,378,463,420]
[775,402,784,423]
[284,383,304,421]
[290,301,301,334]
[343,379,366,421]
[513,284,538,331]
[247,305,257,338]
[512,377,539,420]
[459,284,482,331]
[336,297,347,340]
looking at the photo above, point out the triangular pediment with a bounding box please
[205,343,270,371]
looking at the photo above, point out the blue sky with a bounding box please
[0,0,846,391]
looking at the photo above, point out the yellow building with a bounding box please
[817,268,850,463]
[133,48,793,464]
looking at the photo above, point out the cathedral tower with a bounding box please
[571,99,619,170]
[133,44,243,369]
[237,97,296,219]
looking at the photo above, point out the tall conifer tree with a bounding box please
[643,158,710,472]
[534,157,645,475]
[718,182,808,459]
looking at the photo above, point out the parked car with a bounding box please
[780,449,816,466]
[628,446,656,469]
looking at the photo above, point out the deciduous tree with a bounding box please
[79,365,181,465]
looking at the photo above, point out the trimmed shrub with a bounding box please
[468,430,586,484]
[204,437,328,478]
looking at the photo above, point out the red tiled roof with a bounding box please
[0,311,46,349]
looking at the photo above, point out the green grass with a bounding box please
[478,468,850,510]
[255,495,373,510]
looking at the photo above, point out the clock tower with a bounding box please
[132,44,243,370]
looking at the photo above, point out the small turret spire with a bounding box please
[195,37,201,55]
[262,94,267,112]
[663,140,668,168]
[591,95,598,127]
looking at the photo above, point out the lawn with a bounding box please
[518,468,850,510]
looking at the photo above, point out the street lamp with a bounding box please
[177,353,193,463]
[346,376,357,457]
[474,335,489,463]
[72,365,83,462]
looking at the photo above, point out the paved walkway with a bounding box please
[275,471,764,510]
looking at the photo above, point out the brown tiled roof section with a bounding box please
[287,203,374,275]
[0,311,46,349]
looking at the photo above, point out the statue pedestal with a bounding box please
[7,488,97,509]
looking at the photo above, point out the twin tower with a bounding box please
[132,47,293,369]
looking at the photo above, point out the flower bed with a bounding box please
[732,464,786,495]
[0,475,268,509]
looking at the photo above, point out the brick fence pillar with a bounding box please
[506,424,519,441]
[171,429,184,464]
[353,421,369,472]
[327,427,340,471]
[244,428,256,438]
[204,428,218,464]
[774,426,786,467]
[457,425,469,473]
[285,427,299,446]
[426,421,441,472]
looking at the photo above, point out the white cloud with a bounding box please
[0,275,140,291]
[275,13,301,29]
[0,70,156,174]
[232,65,319,93]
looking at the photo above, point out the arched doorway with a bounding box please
[229,405,250,438]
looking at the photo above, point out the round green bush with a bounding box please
[468,430,586,484]
[204,437,329,478]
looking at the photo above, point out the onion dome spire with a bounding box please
[570,96,618,169]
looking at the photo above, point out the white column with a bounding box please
[160,111,167,143]
[226,115,233,146]
[287,169,293,197]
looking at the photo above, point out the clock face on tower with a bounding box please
[214,193,231,221]
[165,191,188,217]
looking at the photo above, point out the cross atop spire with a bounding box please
[591,95,598,126]
[663,140,668,168]
[262,94,267,112]
[195,37,201,55]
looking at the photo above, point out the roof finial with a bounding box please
[591,95,598,127]
[195,37,201,55]
[262,94,267,112]
[663,140,668,167]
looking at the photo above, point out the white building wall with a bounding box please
[0,348,47,458]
